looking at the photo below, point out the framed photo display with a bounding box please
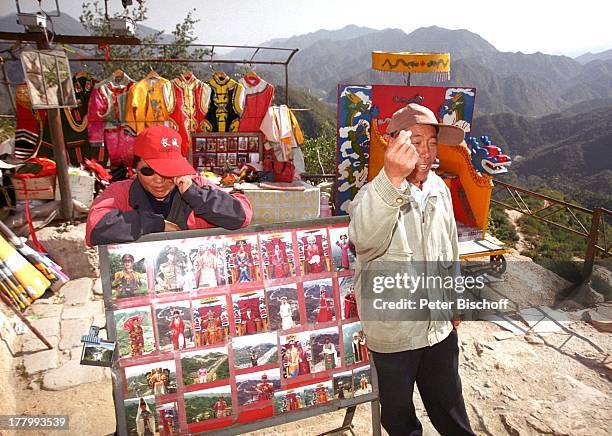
[192,132,262,174]
[100,217,379,435]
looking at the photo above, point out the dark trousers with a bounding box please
[371,329,475,436]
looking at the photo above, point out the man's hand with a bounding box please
[384,130,419,188]
[164,220,180,232]
[174,175,193,194]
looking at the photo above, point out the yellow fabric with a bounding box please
[0,236,50,300]
[367,120,387,181]
[371,51,450,73]
[289,110,304,145]
[125,76,174,134]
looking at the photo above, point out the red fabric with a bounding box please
[371,85,446,135]
[14,83,46,160]
[85,177,253,246]
[24,188,46,254]
[238,79,274,133]
[14,158,57,178]
[263,159,294,183]
[168,76,209,157]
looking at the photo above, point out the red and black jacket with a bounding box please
[86,177,252,246]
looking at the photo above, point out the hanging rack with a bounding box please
[0,34,300,107]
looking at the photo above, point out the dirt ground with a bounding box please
[2,316,611,436]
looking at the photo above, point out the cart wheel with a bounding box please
[489,255,506,276]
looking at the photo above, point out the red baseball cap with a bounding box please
[133,125,195,177]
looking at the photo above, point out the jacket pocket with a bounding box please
[438,251,454,271]
[382,249,413,261]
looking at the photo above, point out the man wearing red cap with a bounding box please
[86,125,252,245]
[349,104,474,435]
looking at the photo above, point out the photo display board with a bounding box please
[100,217,376,435]
[192,132,262,175]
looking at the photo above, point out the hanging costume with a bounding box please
[14,84,45,160]
[125,74,174,135]
[259,105,305,175]
[168,74,211,157]
[204,72,245,132]
[238,73,274,133]
[39,72,100,166]
[87,73,135,167]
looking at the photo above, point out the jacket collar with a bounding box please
[128,178,151,211]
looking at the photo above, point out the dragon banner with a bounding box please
[335,84,476,214]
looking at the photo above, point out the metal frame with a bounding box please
[491,179,611,281]
[1,33,299,106]
[99,216,382,436]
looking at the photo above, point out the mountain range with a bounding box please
[472,101,612,210]
[0,14,610,208]
[252,25,612,117]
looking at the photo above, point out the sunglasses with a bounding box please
[138,166,158,177]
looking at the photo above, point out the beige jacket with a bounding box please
[348,169,459,353]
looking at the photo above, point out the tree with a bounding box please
[79,1,209,79]
[302,121,336,175]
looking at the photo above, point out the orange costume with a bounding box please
[314,386,329,404]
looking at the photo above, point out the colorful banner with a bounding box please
[336,85,372,215]
[371,51,450,74]
[335,84,476,213]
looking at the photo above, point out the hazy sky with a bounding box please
[4,0,611,57]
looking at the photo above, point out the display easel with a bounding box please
[98,216,382,436]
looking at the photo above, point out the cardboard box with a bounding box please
[10,175,56,200]
[54,171,96,207]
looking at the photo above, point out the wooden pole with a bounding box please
[582,208,602,282]
[37,34,73,220]
[0,290,53,350]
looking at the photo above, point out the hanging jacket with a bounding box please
[39,72,99,166]
[260,105,304,162]
[203,72,245,133]
[168,74,211,157]
[238,75,274,133]
[125,75,174,135]
[14,83,46,160]
[87,73,135,167]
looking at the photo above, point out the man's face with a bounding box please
[123,259,134,271]
[136,160,175,200]
[406,124,438,180]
